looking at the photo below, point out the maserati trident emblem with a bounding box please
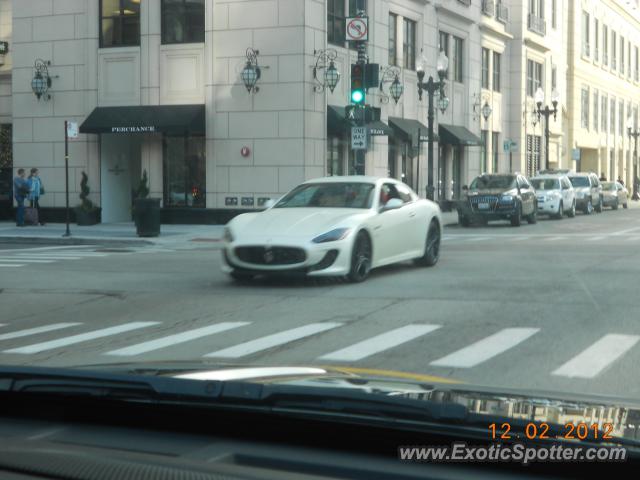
[264,247,275,263]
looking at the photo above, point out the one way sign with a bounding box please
[351,126,367,150]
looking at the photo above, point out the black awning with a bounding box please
[367,121,392,136]
[389,117,438,144]
[327,105,348,136]
[438,124,483,146]
[79,104,205,135]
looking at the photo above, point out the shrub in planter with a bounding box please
[133,170,161,237]
[75,171,99,226]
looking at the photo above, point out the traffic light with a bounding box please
[350,64,365,105]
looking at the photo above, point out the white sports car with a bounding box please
[221,176,443,282]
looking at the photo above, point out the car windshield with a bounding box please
[602,182,616,191]
[531,178,560,190]
[569,176,590,187]
[469,175,516,190]
[274,182,375,209]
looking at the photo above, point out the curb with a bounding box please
[0,236,154,246]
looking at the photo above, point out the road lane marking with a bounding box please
[0,264,24,267]
[0,245,97,252]
[509,236,530,241]
[7,255,83,260]
[430,328,540,368]
[544,237,566,241]
[0,258,55,263]
[552,334,640,379]
[204,323,343,358]
[3,322,160,354]
[13,253,107,258]
[586,236,605,241]
[0,323,82,342]
[318,324,441,362]
[104,322,251,356]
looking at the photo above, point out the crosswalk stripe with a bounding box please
[430,328,540,368]
[552,334,640,379]
[587,236,605,241]
[204,323,343,358]
[0,264,24,267]
[104,322,251,356]
[7,255,83,260]
[3,322,160,355]
[318,324,441,362]
[545,237,565,241]
[464,237,490,242]
[13,253,106,258]
[0,323,81,342]
[509,236,530,241]
[0,258,55,263]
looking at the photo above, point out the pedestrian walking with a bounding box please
[27,168,45,225]
[12,168,29,227]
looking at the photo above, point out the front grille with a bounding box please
[235,246,307,265]
[469,195,499,212]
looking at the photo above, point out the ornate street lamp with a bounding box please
[417,49,449,200]
[312,49,340,93]
[241,48,261,93]
[379,66,403,104]
[31,59,52,101]
[534,87,560,170]
[481,101,493,121]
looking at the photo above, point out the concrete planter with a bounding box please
[134,198,161,237]
[75,207,99,226]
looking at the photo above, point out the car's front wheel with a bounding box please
[415,220,440,267]
[527,204,538,224]
[584,199,593,215]
[347,231,372,283]
[510,203,522,227]
[595,197,603,213]
[554,201,563,220]
[567,200,576,218]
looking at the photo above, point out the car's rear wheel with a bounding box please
[527,204,538,224]
[612,199,619,210]
[415,220,440,267]
[595,197,603,213]
[554,201,563,220]
[567,200,576,218]
[510,203,522,227]
[347,231,372,283]
[584,199,593,215]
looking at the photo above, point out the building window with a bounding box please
[526,59,543,97]
[389,13,397,66]
[526,134,541,178]
[593,90,599,132]
[327,0,345,46]
[552,0,557,29]
[481,48,490,89]
[453,36,464,83]
[612,31,616,70]
[439,31,449,79]
[619,100,624,135]
[403,18,416,70]
[601,94,608,131]
[481,130,488,173]
[610,98,615,134]
[492,52,501,92]
[551,65,557,89]
[492,132,500,172]
[620,37,625,74]
[161,0,204,44]
[163,135,206,208]
[529,0,544,18]
[603,25,608,65]
[0,124,12,170]
[581,87,590,130]
[594,19,599,61]
[628,40,632,79]
[327,135,343,176]
[100,0,141,47]
[582,11,590,57]
[635,46,639,81]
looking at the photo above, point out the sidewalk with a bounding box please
[0,221,225,248]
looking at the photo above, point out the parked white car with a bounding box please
[530,175,576,219]
[221,177,443,283]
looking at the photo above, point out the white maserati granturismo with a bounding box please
[221,176,442,282]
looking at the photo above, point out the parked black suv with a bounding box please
[458,174,538,227]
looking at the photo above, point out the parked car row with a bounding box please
[457,170,629,227]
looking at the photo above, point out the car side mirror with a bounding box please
[380,198,404,212]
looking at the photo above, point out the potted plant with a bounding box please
[133,169,161,237]
[75,171,99,226]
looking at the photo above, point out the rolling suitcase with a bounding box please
[24,206,39,226]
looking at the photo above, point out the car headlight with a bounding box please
[312,228,352,243]
[500,195,513,202]
[223,226,234,243]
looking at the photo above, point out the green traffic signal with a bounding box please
[351,90,364,103]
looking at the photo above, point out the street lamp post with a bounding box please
[417,50,449,200]
[534,87,560,171]
[627,116,640,200]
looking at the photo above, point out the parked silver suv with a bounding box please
[567,172,603,214]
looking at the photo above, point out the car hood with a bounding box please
[80,361,640,443]
[230,208,371,239]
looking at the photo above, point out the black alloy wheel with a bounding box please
[347,231,372,283]
[510,203,522,227]
[415,220,440,267]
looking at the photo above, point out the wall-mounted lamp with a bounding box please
[312,49,340,93]
[241,48,261,93]
[31,59,52,101]
[472,93,492,121]
[378,66,403,104]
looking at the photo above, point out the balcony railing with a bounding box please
[482,0,495,16]
[527,13,546,36]
[496,3,509,23]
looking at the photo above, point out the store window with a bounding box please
[163,135,206,208]
[327,136,343,176]
[388,140,398,179]
[100,0,140,47]
[161,0,205,44]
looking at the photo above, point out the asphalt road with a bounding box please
[1,205,640,400]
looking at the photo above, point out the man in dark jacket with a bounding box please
[13,168,28,227]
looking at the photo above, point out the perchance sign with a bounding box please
[351,126,367,150]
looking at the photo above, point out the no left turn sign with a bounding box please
[345,17,368,41]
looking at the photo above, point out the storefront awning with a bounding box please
[79,104,205,135]
[388,117,438,144]
[438,124,483,146]
[327,105,393,137]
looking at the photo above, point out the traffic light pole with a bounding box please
[355,5,366,175]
